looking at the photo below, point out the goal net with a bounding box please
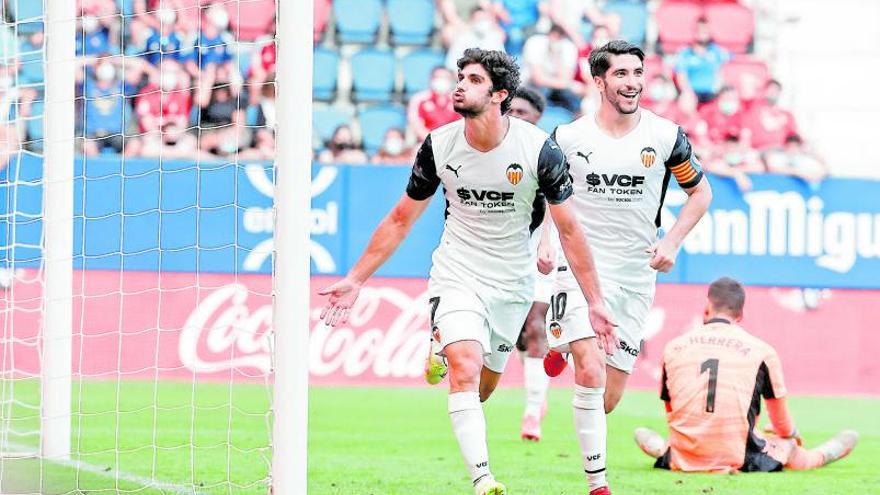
[0,0,302,492]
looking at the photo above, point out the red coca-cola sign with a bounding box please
[0,271,877,395]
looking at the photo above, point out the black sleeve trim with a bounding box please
[659,364,671,401]
[537,137,573,205]
[405,135,440,200]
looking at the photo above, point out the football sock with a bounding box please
[449,391,492,484]
[524,357,549,418]
[573,385,607,491]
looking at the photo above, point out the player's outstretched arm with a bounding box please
[321,135,441,326]
[649,127,714,272]
[319,194,431,326]
[536,210,556,275]
[549,202,619,355]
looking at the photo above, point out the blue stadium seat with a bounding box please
[334,0,383,44]
[604,0,648,45]
[350,48,396,102]
[10,0,43,22]
[313,107,351,149]
[313,47,340,101]
[387,0,435,45]
[401,49,445,97]
[536,105,573,134]
[358,105,406,153]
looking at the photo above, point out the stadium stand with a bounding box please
[313,107,352,149]
[655,1,703,54]
[313,47,340,101]
[350,48,397,102]
[387,0,436,45]
[604,0,648,45]
[358,104,407,153]
[704,1,754,54]
[536,105,574,134]
[333,0,383,44]
[401,49,446,97]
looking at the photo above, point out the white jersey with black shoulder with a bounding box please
[406,117,574,294]
[553,109,704,294]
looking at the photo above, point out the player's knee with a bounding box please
[523,318,546,358]
[446,354,482,389]
[573,355,605,387]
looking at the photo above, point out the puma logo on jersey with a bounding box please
[576,151,593,164]
[445,164,462,177]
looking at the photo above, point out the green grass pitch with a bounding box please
[1,382,877,494]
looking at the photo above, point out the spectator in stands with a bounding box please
[142,8,191,67]
[491,0,546,55]
[698,85,744,145]
[371,128,415,165]
[239,83,275,160]
[765,135,828,192]
[546,0,621,49]
[135,60,197,158]
[643,74,680,120]
[197,84,250,158]
[704,133,764,193]
[508,85,546,125]
[445,6,506,71]
[0,66,21,171]
[77,11,115,56]
[407,66,460,142]
[674,17,730,104]
[318,125,368,164]
[132,0,186,32]
[437,0,494,47]
[741,79,799,152]
[188,4,240,108]
[78,57,141,156]
[522,24,582,114]
[248,17,276,105]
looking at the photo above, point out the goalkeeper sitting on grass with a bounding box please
[635,277,858,473]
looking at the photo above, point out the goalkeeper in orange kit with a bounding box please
[634,277,858,473]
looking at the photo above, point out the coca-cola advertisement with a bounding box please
[0,271,877,395]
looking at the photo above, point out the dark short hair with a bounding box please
[785,133,802,144]
[512,85,546,115]
[766,78,782,89]
[589,40,645,78]
[457,47,521,113]
[431,65,452,77]
[708,277,746,317]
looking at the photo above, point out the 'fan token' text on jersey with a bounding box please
[406,118,573,294]
[553,109,703,294]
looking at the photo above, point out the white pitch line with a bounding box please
[4,441,210,495]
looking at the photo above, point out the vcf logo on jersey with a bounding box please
[506,164,523,185]
[640,147,657,168]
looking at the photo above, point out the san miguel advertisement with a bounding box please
[0,157,878,395]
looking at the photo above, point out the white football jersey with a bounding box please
[406,117,573,294]
[553,109,704,294]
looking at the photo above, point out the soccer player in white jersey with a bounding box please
[508,86,556,442]
[320,48,617,495]
[542,41,713,495]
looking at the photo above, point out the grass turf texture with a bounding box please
[1,383,877,494]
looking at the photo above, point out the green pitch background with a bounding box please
[1,383,877,494]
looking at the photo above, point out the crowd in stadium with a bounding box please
[0,0,828,191]
[311,0,831,193]
[0,0,277,165]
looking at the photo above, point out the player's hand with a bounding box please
[588,303,619,356]
[537,240,556,275]
[318,277,362,327]
[646,238,679,273]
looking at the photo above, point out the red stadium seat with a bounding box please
[721,56,769,98]
[655,1,703,54]
[705,2,754,54]
[642,54,668,82]
[226,0,276,41]
[314,0,332,42]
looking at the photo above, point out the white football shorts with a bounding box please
[532,268,555,305]
[545,284,653,373]
[428,277,532,373]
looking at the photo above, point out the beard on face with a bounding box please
[605,88,641,115]
[453,89,494,118]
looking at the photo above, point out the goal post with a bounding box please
[271,0,313,493]
[40,0,76,461]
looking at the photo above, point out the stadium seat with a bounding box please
[25,100,44,152]
[350,48,396,102]
[655,1,702,54]
[536,106,573,134]
[401,49,445,97]
[314,0,332,42]
[705,2,754,54]
[10,0,43,22]
[721,56,770,95]
[387,0,435,45]
[226,0,275,41]
[313,107,351,149]
[358,104,406,153]
[642,53,667,81]
[313,47,340,101]
[604,0,648,45]
[334,0,383,44]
